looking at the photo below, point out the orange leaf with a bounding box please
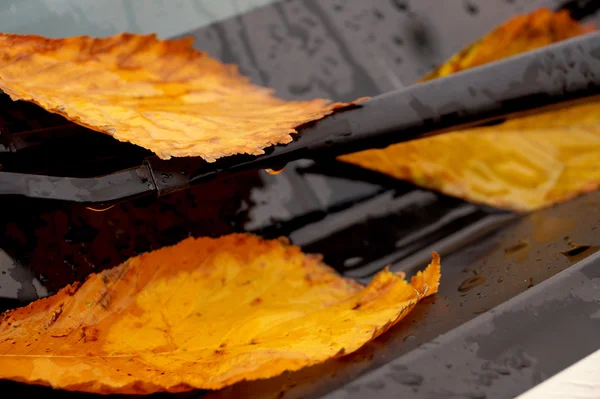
[340,8,600,211]
[0,234,440,394]
[420,8,594,82]
[0,33,365,161]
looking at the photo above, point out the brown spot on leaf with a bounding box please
[64,281,81,296]
[250,297,262,306]
[47,306,63,328]
[80,326,99,343]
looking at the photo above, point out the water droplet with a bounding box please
[392,35,404,47]
[391,0,408,12]
[343,257,363,268]
[64,258,79,272]
[464,0,478,15]
[373,8,384,20]
[560,244,600,262]
[504,240,529,262]
[160,173,172,182]
[85,204,115,212]
[265,166,286,175]
[458,275,486,292]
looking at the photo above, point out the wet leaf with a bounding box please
[340,8,600,211]
[0,33,365,161]
[0,234,440,394]
[421,8,594,81]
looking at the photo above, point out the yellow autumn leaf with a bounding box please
[0,33,365,161]
[340,8,600,211]
[0,234,440,394]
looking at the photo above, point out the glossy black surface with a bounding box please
[325,250,600,399]
[0,1,599,398]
